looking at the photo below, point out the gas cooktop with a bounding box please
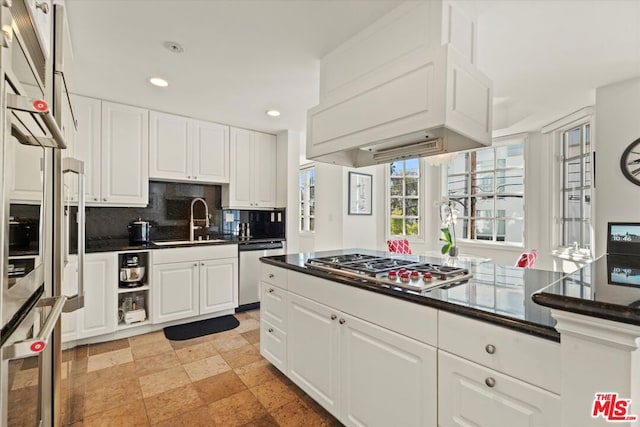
[305,253,472,292]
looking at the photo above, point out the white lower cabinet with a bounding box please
[438,351,561,427]
[77,253,117,339]
[152,261,200,323]
[287,292,437,426]
[288,293,341,416]
[199,258,238,314]
[259,280,288,373]
[152,246,238,324]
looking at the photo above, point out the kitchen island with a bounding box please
[259,249,565,427]
[260,249,640,427]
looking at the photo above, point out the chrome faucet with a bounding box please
[189,198,210,241]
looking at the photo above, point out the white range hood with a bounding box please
[306,0,493,167]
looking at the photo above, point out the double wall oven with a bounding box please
[1,1,84,426]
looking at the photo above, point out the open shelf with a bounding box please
[117,285,150,294]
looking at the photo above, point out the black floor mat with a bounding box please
[163,315,240,341]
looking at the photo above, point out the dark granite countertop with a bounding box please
[533,255,640,326]
[81,236,285,253]
[260,249,565,342]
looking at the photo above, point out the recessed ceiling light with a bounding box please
[266,109,281,117]
[149,77,169,88]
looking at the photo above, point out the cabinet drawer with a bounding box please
[152,245,237,264]
[438,351,560,427]
[438,311,560,393]
[260,264,287,289]
[260,282,287,330]
[260,319,287,373]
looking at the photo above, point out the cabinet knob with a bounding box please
[268,288,274,293]
[268,273,274,278]
[193,263,198,267]
[267,327,274,333]
[485,377,496,388]
[102,198,107,201]
[35,1,49,13]
[485,344,496,354]
[93,197,98,201]
[201,262,204,266]
[330,314,337,320]
[194,176,197,180]
[338,318,346,325]
[187,176,191,179]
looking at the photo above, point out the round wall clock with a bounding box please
[620,137,640,186]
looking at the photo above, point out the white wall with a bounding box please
[595,77,640,256]
[276,130,302,254]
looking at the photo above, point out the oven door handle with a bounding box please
[62,157,85,312]
[6,93,66,149]
[2,295,68,360]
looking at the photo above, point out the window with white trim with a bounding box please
[560,123,592,252]
[446,144,525,244]
[299,166,315,232]
[389,158,421,237]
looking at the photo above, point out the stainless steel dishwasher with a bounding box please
[237,241,284,311]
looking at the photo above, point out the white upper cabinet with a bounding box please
[69,95,101,203]
[70,96,148,206]
[101,101,149,205]
[149,111,191,181]
[149,111,229,184]
[223,127,277,209]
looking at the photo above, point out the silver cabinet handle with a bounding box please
[485,344,496,354]
[268,288,274,293]
[330,314,337,320]
[485,377,496,388]
[268,273,274,278]
[36,1,49,13]
[267,328,274,333]
[339,318,346,324]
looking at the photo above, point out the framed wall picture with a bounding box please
[348,172,372,215]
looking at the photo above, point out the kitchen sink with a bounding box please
[152,239,228,246]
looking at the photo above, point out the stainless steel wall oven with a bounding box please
[0,1,83,426]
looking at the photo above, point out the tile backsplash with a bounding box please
[80,181,222,241]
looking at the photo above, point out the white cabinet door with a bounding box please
[152,261,199,323]
[339,313,438,427]
[199,257,238,314]
[228,127,254,207]
[192,120,229,183]
[438,350,561,427]
[70,95,101,204]
[253,131,277,208]
[7,137,43,204]
[78,253,117,339]
[101,101,149,205]
[287,293,341,417]
[261,318,287,373]
[149,111,191,181]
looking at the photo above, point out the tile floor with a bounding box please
[52,310,342,426]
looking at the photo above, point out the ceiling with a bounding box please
[66,0,640,137]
